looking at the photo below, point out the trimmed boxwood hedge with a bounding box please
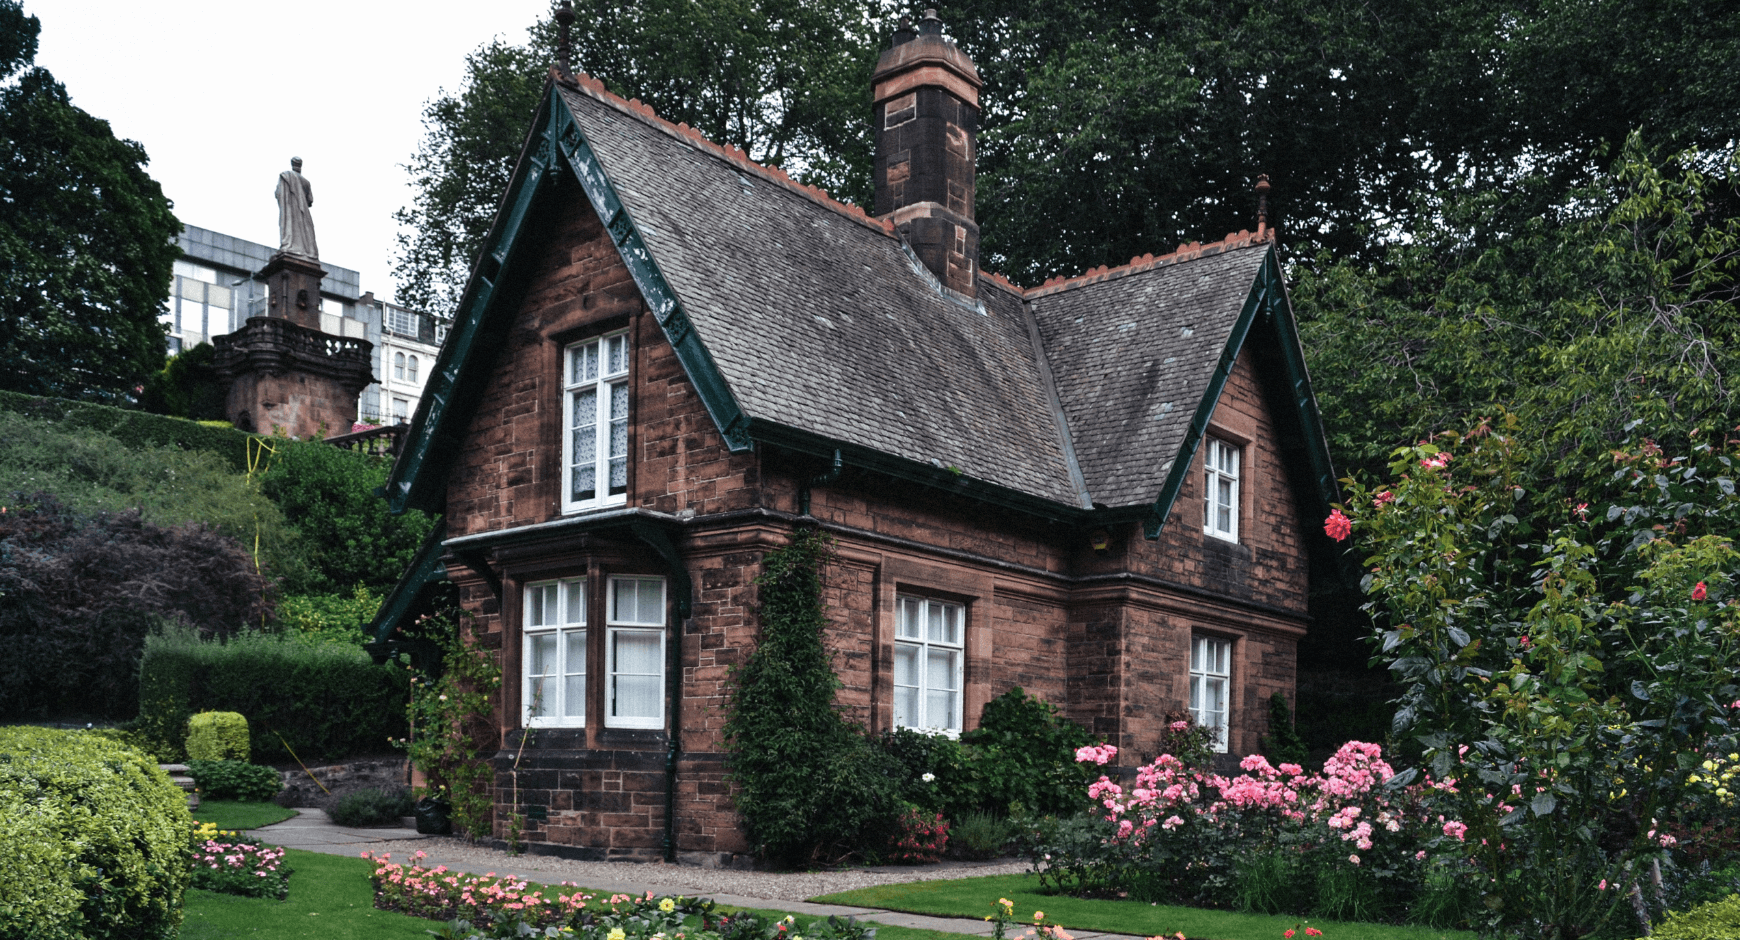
[0,389,256,472]
[137,628,409,764]
[1649,894,1740,940]
[0,726,192,940]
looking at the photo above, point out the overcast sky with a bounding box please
[32,0,554,305]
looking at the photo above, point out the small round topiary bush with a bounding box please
[0,726,193,940]
[186,759,282,802]
[186,710,250,761]
[329,787,416,827]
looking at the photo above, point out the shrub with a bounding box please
[255,439,435,592]
[962,686,1097,817]
[725,530,900,866]
[0,493,273,720]
[1259,692,1309,767]
[400,606,501,840]
[0,388,255,470]
[137,626,409,762]
[886,805,949,864]
[187,759,282,801]
[0,726,192,940]
[279,585,382,645]
[950,811,1013,860]
[140,342,227,421]
[877,726,978,819]
[329,787,417,827]
[187,710,250,761]
[1650,894,1740,940]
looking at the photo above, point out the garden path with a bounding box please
[254,811,1125,939]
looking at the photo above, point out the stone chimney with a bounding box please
[873,9,983,296]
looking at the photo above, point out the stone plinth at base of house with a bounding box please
[472,837,759,870]
[276,757,410,810]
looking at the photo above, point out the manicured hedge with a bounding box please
[0,388,256,472]
[186,711,250,761]
[1649,895,1740,940]
[0,726,192,940]
[137,628,409,764]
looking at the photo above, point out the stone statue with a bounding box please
[275,157,318,259]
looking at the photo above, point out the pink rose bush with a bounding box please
[1025,740,1469,920]
[190,824,290,900]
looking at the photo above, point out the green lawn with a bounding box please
[194,800,298,830]
[812,874,1478,940]
[181,848,437,939]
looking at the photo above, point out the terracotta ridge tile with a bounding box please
[1023,229,1275,298]
[553,67,895,236]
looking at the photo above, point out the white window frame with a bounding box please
[562,332,631,513]
[893,595,965,735]
[1190,635,1232,753]
[605,575,666,729]
[523,578,587,728]
[393,352,406,380]
[407,355,420,384]
[1204,438,1241,543]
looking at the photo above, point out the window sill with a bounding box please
[560,497,630,517]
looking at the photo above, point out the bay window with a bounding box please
[606,576,665,729]
[563,332,630,512]
[524,578,586,727]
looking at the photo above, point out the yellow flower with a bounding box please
[609,928,627,940]
[659,899,676,913]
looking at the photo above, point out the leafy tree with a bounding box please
[139,342,227,420]
[0,1,179,403]
[256,438,436,593]
[725,529,899,866]
[393,0,879,314]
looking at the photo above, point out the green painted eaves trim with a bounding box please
[547,91,753,454]
[1142,246,1338,539]
[367,517,447,647]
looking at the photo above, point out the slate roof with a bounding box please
[555,80,1284,512]
[561,85,1079,505]
[1031,242,1268,508]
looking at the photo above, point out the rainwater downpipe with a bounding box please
[798,449,844,516]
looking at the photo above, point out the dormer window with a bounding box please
[563,332,630,512]
[1204,438,1240,542]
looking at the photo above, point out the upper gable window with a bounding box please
[1204,438,1240,542]
[563,332,630,513]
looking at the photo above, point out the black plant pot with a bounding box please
[414,796,452,835]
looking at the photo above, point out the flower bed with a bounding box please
[365,852,880,940]
[191,822,291,900]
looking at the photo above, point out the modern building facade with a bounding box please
[170,224,447,428]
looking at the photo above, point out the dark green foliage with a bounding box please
[393,0,879,314]
[187,759,282,802]
[950,811,1014,860]
[876,726,976,819]
[328,787,416,827]
[0,494,271,720]
[1259,692,1308,767]
[140,342,227,420]
[136,627,409,763]
[0,2,179,404]
[724,529,899,866]
[257,438,435,592]
[0,389,255,471]
[0,726,191,940]
[961,686,1095,817]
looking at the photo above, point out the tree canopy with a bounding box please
[0,0,179,404]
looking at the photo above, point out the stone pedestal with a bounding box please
[259,251,326,329]
[214,316,373,439]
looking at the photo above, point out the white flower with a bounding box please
[921,773,936,783]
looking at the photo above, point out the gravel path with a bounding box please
[358,834,1034,902]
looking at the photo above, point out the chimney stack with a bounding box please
[873,9,983,296]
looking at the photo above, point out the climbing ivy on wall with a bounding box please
[724,529,898,866]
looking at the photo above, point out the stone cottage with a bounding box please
[372,12,1339,864]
